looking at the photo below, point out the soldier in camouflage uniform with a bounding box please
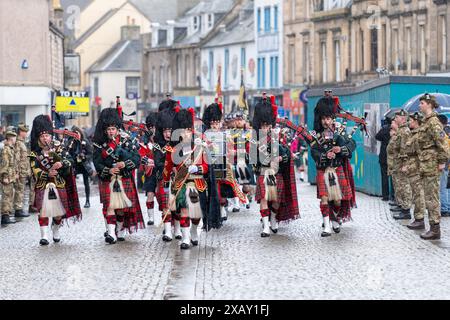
[386,121,398,209]
[13,123,31,218]
[415,93,450,240]
[403,112,427,229]
[0,130,18,225]
[389,110,413,218]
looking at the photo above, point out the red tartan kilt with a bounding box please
[255,173,286,203]
[99,177,144,232]
[34,187,77,219]
[155,180,167,210]
[316,166,352,200]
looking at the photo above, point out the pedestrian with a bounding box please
[375,118,391,201]
[13,123,31,218]
[415,93,450,240]
[29,115,82,245]
[310,97,356,237]
[92,108,144,244]
[403,112,427,230]
[391,109,413,220]
[70,126,94,208]
[0,129,19,225]
[252,94,299,237]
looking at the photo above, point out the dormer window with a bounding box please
[194,16,198,29]
[208,14,213,28]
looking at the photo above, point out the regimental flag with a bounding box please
[215,64,223,104]
[238,68,248,116]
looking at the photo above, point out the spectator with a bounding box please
[375,118,392,201]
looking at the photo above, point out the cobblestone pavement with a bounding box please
[1,176,450,300]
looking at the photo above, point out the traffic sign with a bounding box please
[55,90,89,113]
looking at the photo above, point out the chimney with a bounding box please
[121,25,141,41]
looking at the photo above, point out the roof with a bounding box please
[186,0,235,16]
[203,8,253,47]
[88,39,141,73]
[129,0,191,23]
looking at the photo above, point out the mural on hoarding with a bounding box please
[363,103,389,155]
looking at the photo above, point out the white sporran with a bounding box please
[41,183,65,218]
[263,169,278,202]
[324,167,342,202]
[109,175,132,210]
[186,183,202,219]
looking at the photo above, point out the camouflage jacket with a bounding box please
[403,128,420,177]
[396,123,411,161]
[386,133,398,175]
[415,112,450,176]
[15,137,31,178]
[0,145,18,184]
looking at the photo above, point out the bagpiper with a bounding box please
[162,107,221,249]
[29,115,82,245]
[310,99,356,237]
[92,108,144,244]
[253,94,299,237]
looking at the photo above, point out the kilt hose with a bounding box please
[99,177,145,234]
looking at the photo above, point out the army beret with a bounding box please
[18,123,29,132]
[409,112,424,122]
[5,130,17,138]
[419,93,439,108]
[395,109,408,117]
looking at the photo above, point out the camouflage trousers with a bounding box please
[392,173,412,209]
[1,183,15,214]
[13,177,26,210]
[421,174,441,225]
[408,174,426,220]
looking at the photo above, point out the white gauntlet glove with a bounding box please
[188,165,198,174]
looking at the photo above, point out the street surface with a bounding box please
[1,175,450,300]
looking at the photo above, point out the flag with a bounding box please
[238,68,248,115]
[215,64,222,103]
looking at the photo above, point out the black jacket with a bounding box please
[375,124,390,165]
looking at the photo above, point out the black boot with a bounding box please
[393,209,411,220]
[1,214,16,225]
[84,200,90,208]
[390,206,403,212]
[15,209,30,218]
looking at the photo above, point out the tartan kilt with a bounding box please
[316,166,353,200]
[217,179,236,204]
[255,173,286,203]
[99,177,145,233]
[155,180,167,210]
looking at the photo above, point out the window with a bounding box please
[224,49,230,86]
[257,8,261,33]
[335,40,341,82]
[270,57,274,87]
[208,14,213,28]
[274,56,279,87]
[420,25,426,74]
[209,51,214,89]
[185,55,190,87]
[264,7,271,32]
[257,57,266,88]
[193,16,198,29]
[274,6,278,32]
[126,77,140,96]
[241,47,246,69]
[370,29,378,71]
[151,67,156,94]
[159,66,164,93]
[321,42,327,83]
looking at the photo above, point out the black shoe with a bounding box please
[270,227,278,234]
[393,209,412,220]
[180,243,190,250]
[105,235,116,244]
[332,226,341,233]
[14,210,29,218]
[441,211,450,217]
[39,239,49,246]
[53,238,61,243]
[117,237,125,242]
[321,231,331,237]
[232,208,240,213]
[162,235,172,242]
[261,232,270,238]
[390,206,402,212]
[246,204,250,209]
[147,220,154,226]
[191,240,199,246]
[175,235,182,240]
[1,215,16,225]
[84,201,90,208]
